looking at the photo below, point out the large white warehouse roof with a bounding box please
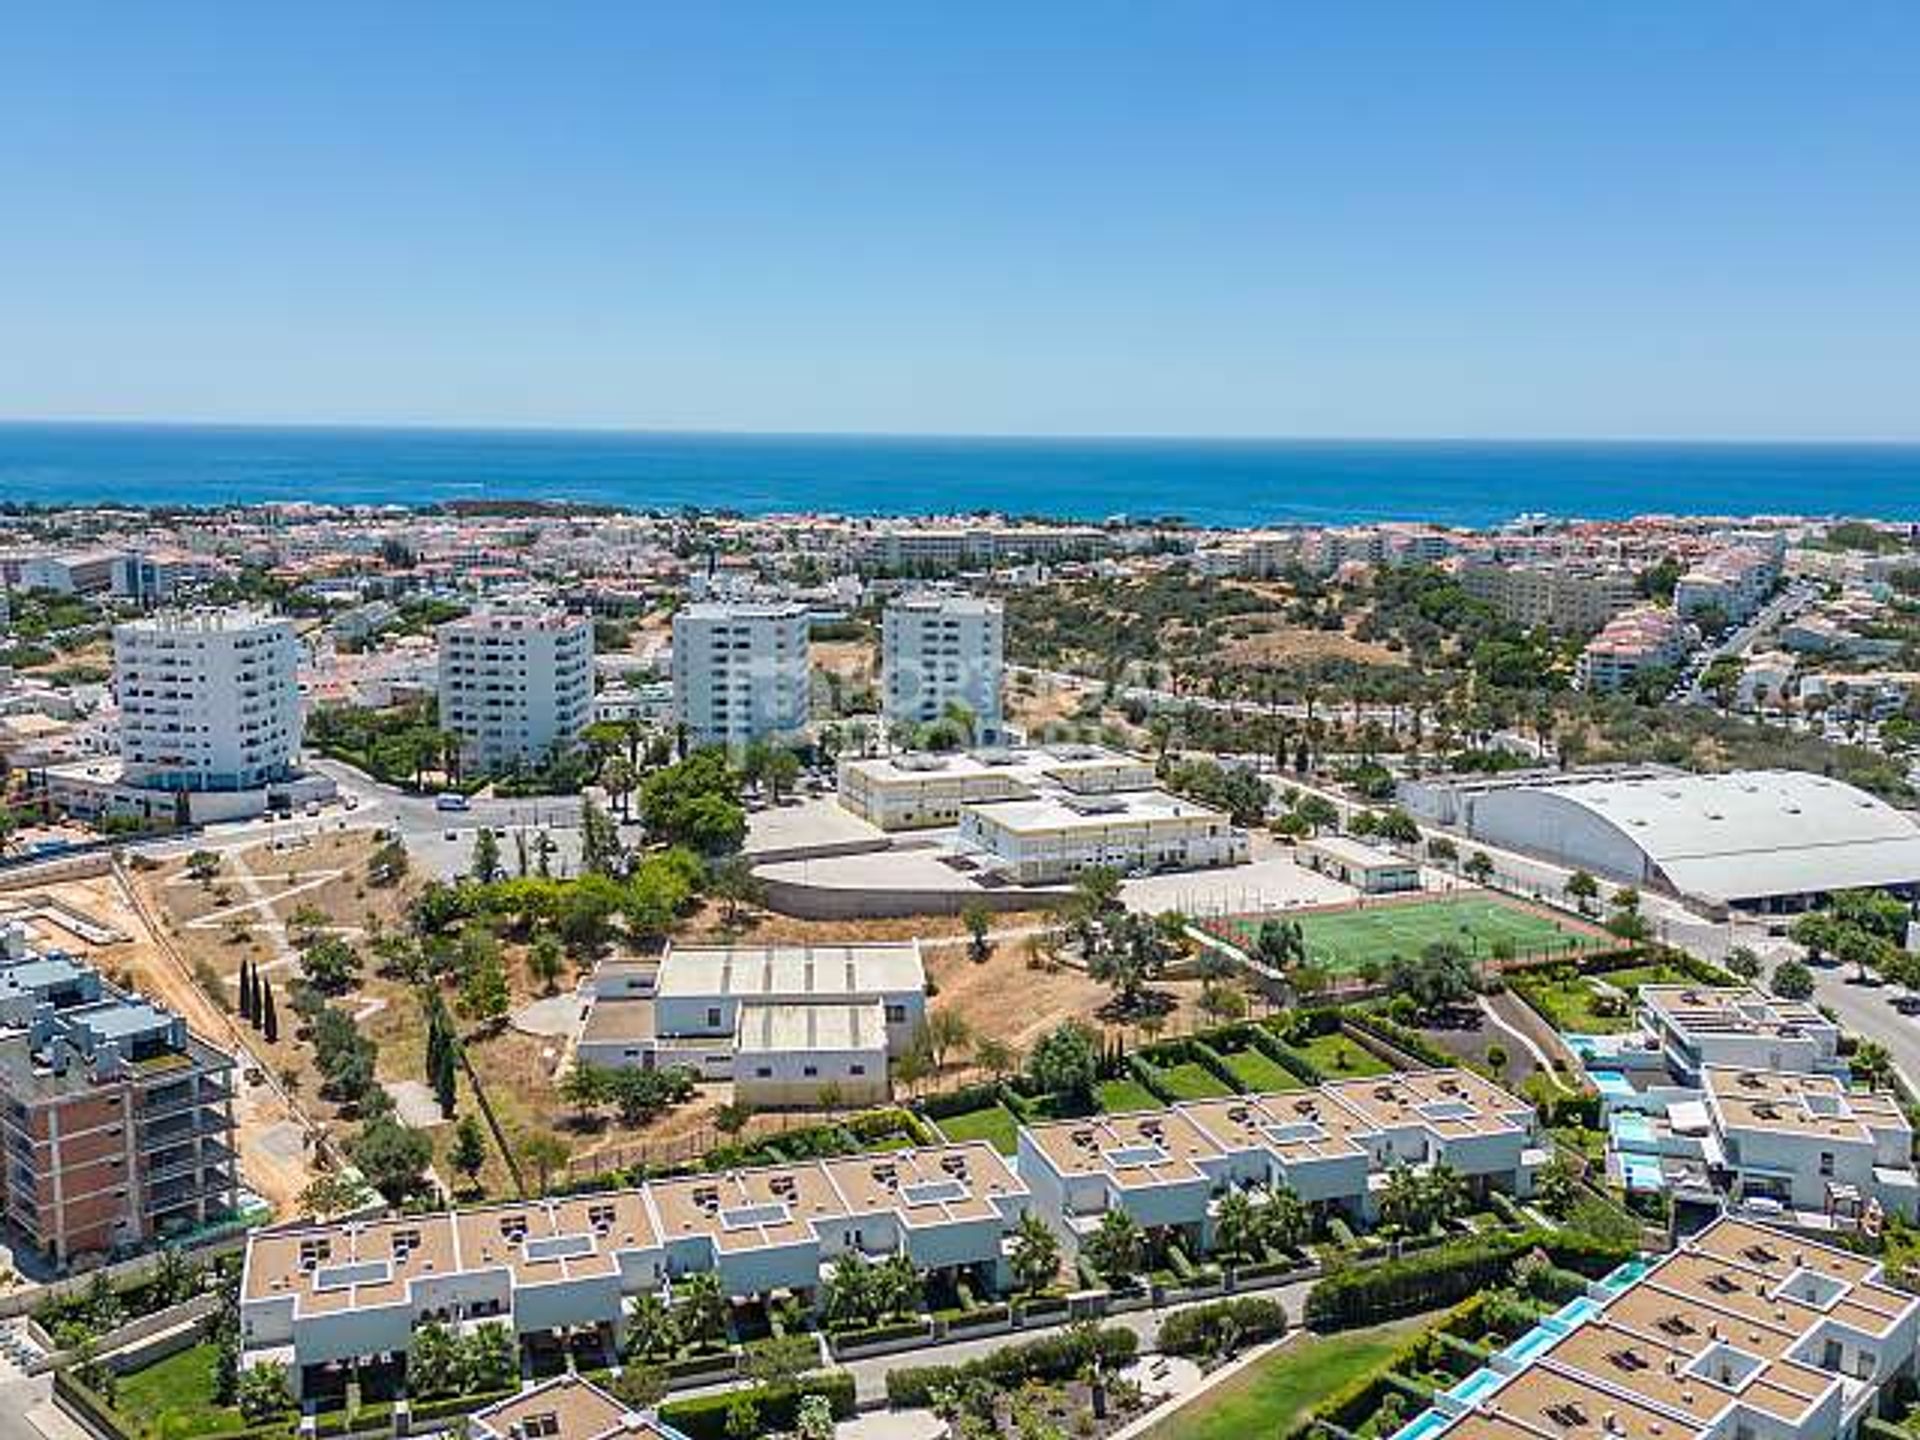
[1476,768,1920,905]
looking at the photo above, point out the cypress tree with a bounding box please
[238,958,255,1023]
[261,981,279,1045]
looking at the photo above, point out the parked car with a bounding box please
[435,792,470,812]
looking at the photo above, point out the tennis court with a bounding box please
[1209,892,1603,974]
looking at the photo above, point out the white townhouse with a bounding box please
[1416,1216,1920,1440]
[240,1143,1030,1396]
[1702,1065,1919,1221]
[1016,1069,1544,1257]
[1637,985,1846,1086]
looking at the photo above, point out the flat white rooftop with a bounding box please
[654,942,924,1000]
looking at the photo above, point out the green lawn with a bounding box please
[1158,1061,1235,1101]
[1287,1031,1392,1078]
[935,1102,1022,1155]
[1223,894,1601,975]
[1141,1315,1430,1440]
[1217,1046,1305,1092]
[1513,971,1634,1034]
[1097,1077,1162,1113]
[112,1342,247,1440]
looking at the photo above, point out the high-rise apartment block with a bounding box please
[882,591,1004,742]
[114,608,302,792]
[437,607,595,775]
[671,602,810,748]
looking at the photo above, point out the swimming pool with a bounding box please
[1553,1296,1602,1328]
[1447,1368,1507,1405]
[1610,1111,1656,1148]
[1600,1257,1654,1292]
[1501,1322,1564,1364]
[1588,1068,1637,1101]
[1391,1409,1455,1440]
[1619,1153,1667,1192]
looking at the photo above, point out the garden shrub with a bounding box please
[1157,1296,1288,1356]
[885,1326,1137,1409]
[660,1373,854,1440]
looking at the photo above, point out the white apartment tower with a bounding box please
[672,601,811,748]
[883,591,1004,742]
[437,606,594,774]
[114,608,301,792]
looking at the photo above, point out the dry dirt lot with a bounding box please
[1216,616,1407,669]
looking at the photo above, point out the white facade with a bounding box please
[732,1001,889,1107]
[671,602,810,748]
[837,743,1152,831]
[114,608,302,792]
[1704,1066,1919,1220]
[437,606,594,774]
[882,592,1004,742]
[958,789,1247,883]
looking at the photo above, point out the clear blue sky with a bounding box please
[3,2,1916,439]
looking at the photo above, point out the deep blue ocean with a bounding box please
[0,423,1915,528]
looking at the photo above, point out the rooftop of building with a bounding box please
[1023,1069,1531,1183]
[244,1139,1025,1311]
[734,1000,885,1053]
[1702,1065,1910,1144]
[1638,985,1833,1039]
[964,787,1229,833]
[468,1376,672,1440]
[1430,1216,1915,1440]
[653,942,924,1001]
[115,606,287,636]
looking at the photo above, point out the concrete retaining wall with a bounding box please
[756,873,1073,919]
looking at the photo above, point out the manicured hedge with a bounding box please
[659,1373,855,1440]
[885,1325,1138,1409]
[1305,1229,1634,1331]
[1341,1012,1454,1069]
[1157,1296,1288,1356]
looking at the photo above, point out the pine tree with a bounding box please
[261,981,279,1045]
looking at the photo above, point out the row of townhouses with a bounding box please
[239,1067,1543,1394]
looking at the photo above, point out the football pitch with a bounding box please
[1214,893,1603,974]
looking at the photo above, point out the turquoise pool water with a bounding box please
[1448,1368,1507,1404]
[1588,1068,1636,1099]
[1601,1257,1653,1292]
[1611,1111,1656,1147]
[1554,1296,1603,1327]
[1620,1154,1667,1191]
[1392,1410,1454,1440]
[1502,1323,1564,1364]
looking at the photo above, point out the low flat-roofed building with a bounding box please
[651,941,926,1055]
[958,788,1247,883]
[1702,1065,1918,1220]
[835,742,1153,831]
[1419,1215,1920,1440]
[1296,835,1422,894]
[468,1375,681,1440]
[732,1001,887,1107]
[241,1141,1030,1394]
[1016,1068,1542,1255]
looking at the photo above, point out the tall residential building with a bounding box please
[437,606,594,774]
[0,923,238,1265]
[114,608,302,792]
[882,591,1004,742]
[671,601,810,748]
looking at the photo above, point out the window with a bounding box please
[706,1007,722,1028]
[885,1004,906,1024]
[850,1064,866,1076]
[803,1066,818,1078]
[1819,1151,1835,1177]
[755,1067,772,1079]
[522,1413,561,1438]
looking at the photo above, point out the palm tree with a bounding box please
[1009,1211,1060,1294]
[1260,1184,1310,1252]
[625,1292,678,1361]
[1212,1190,1260,1265]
